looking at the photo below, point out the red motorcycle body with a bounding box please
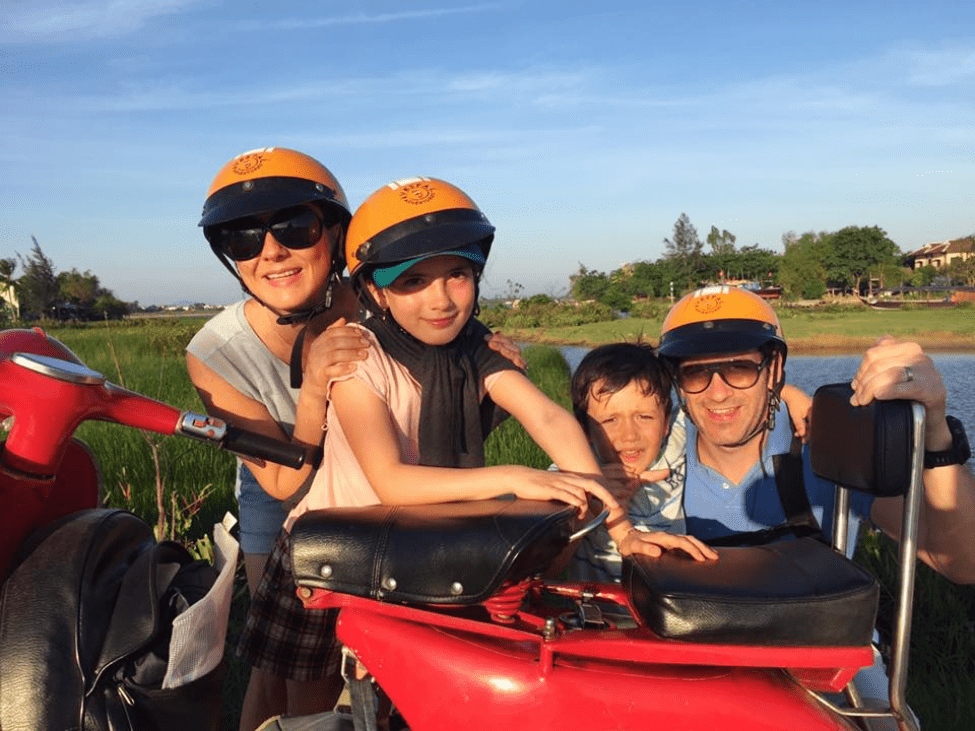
[321,593,863,730]
[290,500,882,731]
[0,328,180,578]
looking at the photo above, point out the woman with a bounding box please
[186,149,522,729]
[186,147,365,729]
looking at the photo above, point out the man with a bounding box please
[657,285,975,718]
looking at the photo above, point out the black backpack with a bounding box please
[0,509,224,731]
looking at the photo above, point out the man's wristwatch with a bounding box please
[923,415,971,469]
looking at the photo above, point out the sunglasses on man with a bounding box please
[676,355,771,394]
[205,206,339,262]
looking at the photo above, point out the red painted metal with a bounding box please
[302,584,868,728]
[335,607,859,731]
[0,346,180,476]
[0,328,178,577]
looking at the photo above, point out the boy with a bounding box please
[567,342,712,581]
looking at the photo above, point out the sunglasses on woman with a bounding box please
[206,206,330,262]
[676,355,770,394]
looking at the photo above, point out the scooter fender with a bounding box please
[337,609,857,731]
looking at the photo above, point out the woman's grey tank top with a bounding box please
[185,299,298,436]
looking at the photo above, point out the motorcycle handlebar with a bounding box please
[177,413,309,469]
[223,425,310,470]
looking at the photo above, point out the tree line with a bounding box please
[563,214,975,311]
[1,238,130,325]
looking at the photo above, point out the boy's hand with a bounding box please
[600,464,671,507]
[617,530,718,562]
[780,383,813,442]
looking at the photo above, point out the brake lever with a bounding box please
[569,507,610,542]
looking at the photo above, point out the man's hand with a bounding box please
[485,330,527,370]
[850,336,950,451]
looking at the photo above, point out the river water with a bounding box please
[555,346,975,448]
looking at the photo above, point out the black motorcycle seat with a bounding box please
[625,537,879,646]
[291,499,577,605]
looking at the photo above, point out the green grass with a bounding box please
[18,319,975,730]
[484,344,575,469]
[498,302,975,353]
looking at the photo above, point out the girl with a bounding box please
[286,176,718,544]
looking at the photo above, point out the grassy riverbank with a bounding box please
[497,304,975,353]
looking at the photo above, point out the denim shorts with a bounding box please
[236,462,288,555]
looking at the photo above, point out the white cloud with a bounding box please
[1,0,204,41]
[244,3,504,32]
[903,45,975,87]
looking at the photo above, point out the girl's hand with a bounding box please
[304,318,370,395]
[485,331,527,370]
[502,466,620,518]
[617,530,718,562]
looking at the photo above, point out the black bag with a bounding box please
[0,509,224,731]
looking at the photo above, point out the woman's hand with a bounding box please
[617,529,718,562]
[485,330,527,370]
[303,318,370,395]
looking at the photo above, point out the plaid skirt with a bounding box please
[236,528,342,681]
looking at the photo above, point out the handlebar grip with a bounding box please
[223,425,312,470]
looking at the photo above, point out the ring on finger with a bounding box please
[904,366,915,383]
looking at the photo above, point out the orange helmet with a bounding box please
[658,286,787,363]
[200,147,352,293]
[345,177,494,284]
[199,147,350,228]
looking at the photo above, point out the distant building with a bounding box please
[906,236,975,270]
[1,282,19,319]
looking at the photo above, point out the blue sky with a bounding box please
[2,0,973,306]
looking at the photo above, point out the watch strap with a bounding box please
[923,415,971,469]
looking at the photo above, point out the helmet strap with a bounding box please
[277,273,341,389]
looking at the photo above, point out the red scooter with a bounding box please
[0,327,313,730]
[289,386,926,730]
[0,327,924,731]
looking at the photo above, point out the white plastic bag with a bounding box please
[163,514,240,689]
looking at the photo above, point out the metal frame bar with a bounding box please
[821,402,925,731]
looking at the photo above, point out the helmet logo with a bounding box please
[232,150,270,177]
[386,178,437,206]
[693,294,723,315]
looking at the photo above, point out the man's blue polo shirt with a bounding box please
[683,403,875,554]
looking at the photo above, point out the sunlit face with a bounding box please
[586,378,669,477]
[234,206,340,313]
[368,255,476,345]
[678,350,773,450]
